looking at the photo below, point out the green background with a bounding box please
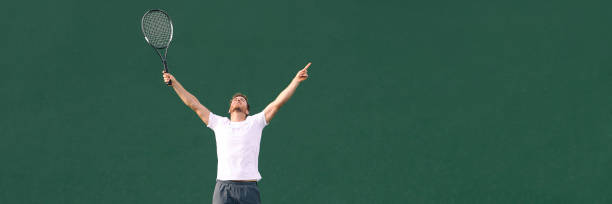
[2,0,611,203]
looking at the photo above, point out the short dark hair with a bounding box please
[230,92,250,112]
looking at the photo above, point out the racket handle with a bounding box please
[163,61,172,86]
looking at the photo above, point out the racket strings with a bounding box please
[142,11,172,49]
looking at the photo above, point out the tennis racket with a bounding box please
[141,9,174,86]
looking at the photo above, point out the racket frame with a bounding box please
[141,9,174,85]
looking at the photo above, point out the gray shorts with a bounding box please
[212,180,261,204]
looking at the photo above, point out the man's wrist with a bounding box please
[291,78,301,84]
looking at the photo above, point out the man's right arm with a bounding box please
[163,72,210,126]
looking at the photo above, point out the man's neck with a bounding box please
[230,112,247,122]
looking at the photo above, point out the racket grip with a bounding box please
[162,71,172,86]
[162,62,171,86]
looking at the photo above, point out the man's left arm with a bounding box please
[263,62,311,124]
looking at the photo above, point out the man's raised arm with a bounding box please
[263,62,311,124]
[163,72,211,125]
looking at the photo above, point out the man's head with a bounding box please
[228,92,250,116]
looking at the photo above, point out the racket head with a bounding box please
[141,9,173,49]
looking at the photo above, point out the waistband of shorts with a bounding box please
[216,179,258,185]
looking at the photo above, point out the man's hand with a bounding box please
[293,62,311,83]
[162,71,175,86]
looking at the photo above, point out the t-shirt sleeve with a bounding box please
[207,112,223,131]
[252,111,268,129]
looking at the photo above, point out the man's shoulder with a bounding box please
[247,111,268,127]
[210,112,230,122]
[248,112,265,119]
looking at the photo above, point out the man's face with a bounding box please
[229,96,249,115]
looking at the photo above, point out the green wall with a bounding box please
[2,0,611,203]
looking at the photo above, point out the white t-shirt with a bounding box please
[207,111,268,181]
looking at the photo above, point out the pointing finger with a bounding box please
[303,62,311,70]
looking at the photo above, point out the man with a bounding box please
[162,62,311,204]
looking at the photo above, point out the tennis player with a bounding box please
[162,62,311,204]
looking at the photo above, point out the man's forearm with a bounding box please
[170,78,200,108]
[272,79,301,107]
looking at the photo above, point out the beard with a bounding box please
[231,106,244,113]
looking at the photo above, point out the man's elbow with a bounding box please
[187,101,200,110]
[266,102,281,112]
[272,100,288,108]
